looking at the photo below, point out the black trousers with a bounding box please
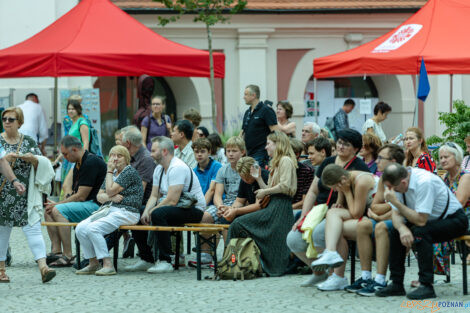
[389,209,468,285]
[150,206,204,262]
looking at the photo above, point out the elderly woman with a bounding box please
[359,133,382,175]
[227,131,297,276]
[462,135,470,171]
[276,101,296,137]
[362,102,392,143]
[439,143,470,259]
[0,107,56,283]
[75,145,143,276]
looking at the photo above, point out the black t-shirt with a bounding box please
[237,169,269,204]
[72,151,107,203]
[315,156,369,206]
[242,102,277,155]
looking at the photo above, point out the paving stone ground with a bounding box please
[1,228,470,313]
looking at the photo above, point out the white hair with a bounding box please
[304,122,321,135]
[439,142,464,165]
[121,126,142,146]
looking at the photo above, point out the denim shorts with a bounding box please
[370,219,394,239]
[56,201,100,223]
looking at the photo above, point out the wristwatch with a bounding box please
[11,178,19,184]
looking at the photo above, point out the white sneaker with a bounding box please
[170,255,186,267]
[317,274,349,291]
[310,250,344,271]
[147,261,174,274]
[124,259,154,272]
[300,272,329,287]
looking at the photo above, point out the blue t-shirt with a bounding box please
[194,158,222,195]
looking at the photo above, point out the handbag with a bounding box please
[158,163,198,209]
[0,134,24,195]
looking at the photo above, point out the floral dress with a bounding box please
[0,135,41,227]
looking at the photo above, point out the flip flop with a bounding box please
[49,255,75,268]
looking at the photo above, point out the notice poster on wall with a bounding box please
[304,80,335,127]
[60,89,102,149]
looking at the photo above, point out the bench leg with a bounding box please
[459,240,468,295]
[153,231,158,264]
[451,242,456,265]
[113,231,119,272]
[187,231,191,254]
[349,241,356,283]
[212,233,218,274]
[75,234,81,270]
[196,231,201,281]
[175,232,181,271]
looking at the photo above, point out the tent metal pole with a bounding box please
[313,77,318,123]
[53,77,58,158]
[449,74,453,113]
[413,74,419,127]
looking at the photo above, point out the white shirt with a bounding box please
[362,118,386,143]
[175,140,197,168]
[390,168,462,221]
[18,100,48,143]
[153,156,206,211]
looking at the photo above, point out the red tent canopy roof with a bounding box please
[314,0,470,78]
[0,0,225,78]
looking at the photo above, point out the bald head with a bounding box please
[382,163,408,186]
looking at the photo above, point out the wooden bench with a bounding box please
[41,222,227,280]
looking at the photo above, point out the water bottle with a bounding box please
[391,133,403,144]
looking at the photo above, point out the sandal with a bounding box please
[410,280,421,288]
[0,268,10,283]
[46,252,62,265]
[40,267,56,283]
[49,255,75,268]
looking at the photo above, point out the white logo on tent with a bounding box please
[373,24,423,53]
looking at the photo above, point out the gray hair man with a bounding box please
[301,122,321,143]
[139,136,205,274]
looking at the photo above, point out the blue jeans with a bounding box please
[56,201,100,223]
[250,150,269,169]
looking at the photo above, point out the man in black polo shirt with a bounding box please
[241,85,278,168]
[44,136,106,266]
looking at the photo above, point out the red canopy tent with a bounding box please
[312,0,469,126]
[0,0,225,78]
[314,0,470,78]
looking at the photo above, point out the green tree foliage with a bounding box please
[427,100,470,159]
[154,0,247,130]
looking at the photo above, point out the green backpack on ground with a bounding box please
[216,238,263,281]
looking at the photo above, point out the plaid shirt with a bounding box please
[333,108,349,132]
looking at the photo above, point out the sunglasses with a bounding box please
[2,117,17,123]
[445,142,457,149]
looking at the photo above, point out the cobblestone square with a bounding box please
[1,228,469,313]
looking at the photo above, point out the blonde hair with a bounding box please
[405,127,429,166]
[236,156,256,176]
[3,107,24,126]
[225,136,246,152]
[464,135,470,145]
[321,164,350,186]
[267,131,297,169]
[109,145,131,165]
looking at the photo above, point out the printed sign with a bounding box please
[373,24,423,53]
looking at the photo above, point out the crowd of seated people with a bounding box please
[3,86,469,303]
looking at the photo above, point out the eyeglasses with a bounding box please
[377,155,392,162]
[336,140,352,148]
[2,117,17,123]
[151,102,162,106]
